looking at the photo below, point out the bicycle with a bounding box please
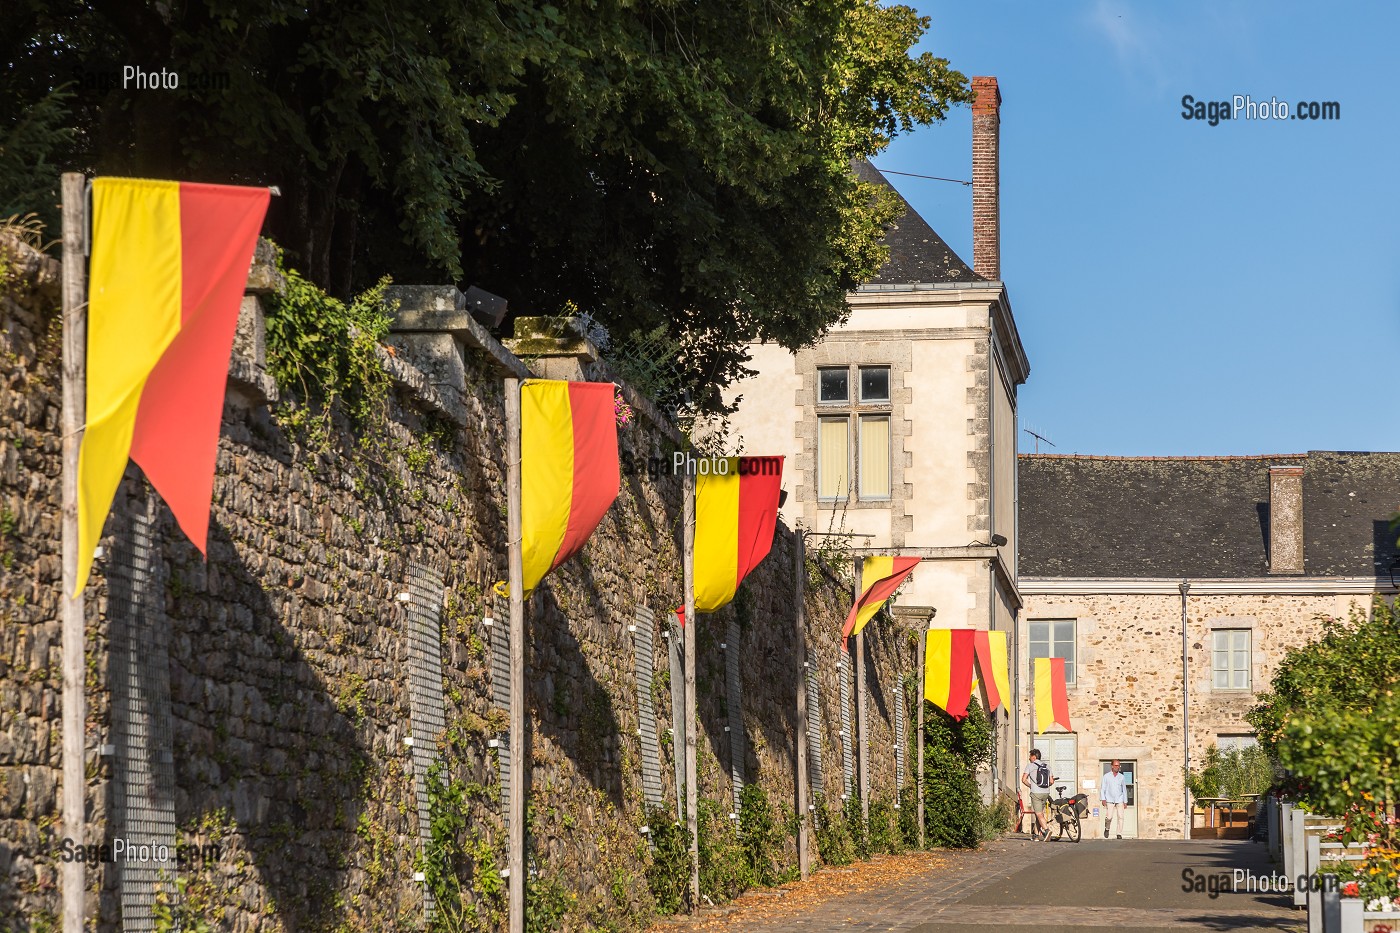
[1040,785,1087,843]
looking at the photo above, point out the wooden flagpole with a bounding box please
[793,532,809,880]
[682,469,699,907]
[505,377,525,933]
[60,171,87,933]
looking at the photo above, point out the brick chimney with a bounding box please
[1268,465,1305,574]
[971,76,1001,280]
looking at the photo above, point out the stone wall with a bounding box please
[0,237,920,932]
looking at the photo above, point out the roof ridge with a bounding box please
[1019,453,1311,461]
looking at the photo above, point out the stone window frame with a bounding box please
[1210,627,1253,692]
[1216,733,1259,751]
[794,340,913,540]
[815,363,894,502]
[1029,618,1078,687]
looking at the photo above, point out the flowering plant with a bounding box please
[614,386,633,427]
[1330,841,1400,905]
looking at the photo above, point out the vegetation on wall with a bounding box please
[264,251,395,445]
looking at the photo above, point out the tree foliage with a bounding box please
[1247,599,1400,815]
[6,0,970,407]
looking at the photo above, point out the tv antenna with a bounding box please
[1023,427,1057,454]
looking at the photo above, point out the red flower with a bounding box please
[1342,882,1359,897]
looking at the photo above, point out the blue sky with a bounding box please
[875,0,1400,456]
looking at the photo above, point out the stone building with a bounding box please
[1018,452,1400,838]
[724,75,1029,793]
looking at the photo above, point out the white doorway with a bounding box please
[1099,759,1138,838]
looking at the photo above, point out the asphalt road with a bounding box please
[910,838,1303,933]
[654,836,1306,933]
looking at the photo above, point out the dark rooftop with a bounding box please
[1019,452,1400,579]
[854,160,982,286]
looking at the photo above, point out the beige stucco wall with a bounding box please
[992,354,1017,572]
[905,337,980,547]
[727,341,802,518]
[1017,589,1374,838]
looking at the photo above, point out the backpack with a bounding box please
[1033,762,1052,788]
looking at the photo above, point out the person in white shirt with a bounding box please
[1100,759,1128,838]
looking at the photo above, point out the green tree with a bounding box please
[1247,599,1400,815]
[0,85,73,236]
[6,0,969,406]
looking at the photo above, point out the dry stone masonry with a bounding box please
[0,236,919,931]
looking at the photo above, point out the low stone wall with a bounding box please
[0,237,918,931]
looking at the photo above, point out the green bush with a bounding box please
[921,699,994,849]
[898,786,920,848]
[644,809,690,915]
[978,794,1016,843]
[842,792,870,860]
[737,783,783,886]
[1185,744,1274,802]
[525,875,573,933]
[813,797,854,867]
[697,796,754,903]
[867,795,900,855]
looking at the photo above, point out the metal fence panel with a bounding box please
[110,494,176,933]
[894,677,905,806]
[805,663,824,798]
[839,653,853,800]
[633,607,664,813]
[726,619,744,812]
[490,592,512,831]
[406,563,446,921]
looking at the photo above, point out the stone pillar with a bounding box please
[503,317,601,381]
[228,239,283,406]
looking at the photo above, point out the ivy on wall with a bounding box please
[263,249,395,448]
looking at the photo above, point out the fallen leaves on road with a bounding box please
[646,851,949,931]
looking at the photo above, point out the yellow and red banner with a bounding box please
[76,177,270,592]
[521,380,620,597]
[1034,657,1072,732]
[842,556,920,642]
[925,629,977,720]
[692,456,784,614]
[972,630,1011,711]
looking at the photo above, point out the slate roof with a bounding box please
[1018,452,1400,579]
[853,160,982,286]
